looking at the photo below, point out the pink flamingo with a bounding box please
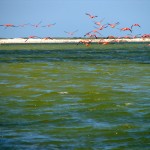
[141,34,150,39]
[42,23,56,27]
[25,36,40,42]
[77,39,92,47]
[91,29,101,35]
[122,35,132,39]
[131,24,141,29]
[120,27,132,33]
[108,22,119,28]
[18,23,29,27]
[0,24,17,28]
[84,32,98,39]
[42,37,53,40]
[94,25,108,30]
[107,35,116,39]
[64,30,78,36]
[85,13,98,19]
[94,18,105,26]
[31,21,42,28]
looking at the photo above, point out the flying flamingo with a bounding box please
[120,27,132,33]
[89,34,98,39]
[18,23,29,27]
[0,24,18,28]
[91,29,101,35]
[94,25,108,30]
[84,32,92,37]
[30,21,42,28]
[84,32,98,39]
[94,18,105,26]
[42,23,56,27]
[107,22,119,28]
[64,30,78,36]
[131,24,141,29]
[25,36,40,42]
[85,13,98,19]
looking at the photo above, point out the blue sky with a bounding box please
[0,0,149,38]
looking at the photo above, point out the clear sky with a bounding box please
[0,0,149,38]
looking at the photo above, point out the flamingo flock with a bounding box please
[0,21,56,28]
[0,13,150,45]
[77,13,149,46]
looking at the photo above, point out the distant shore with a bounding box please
[0,38,150,44]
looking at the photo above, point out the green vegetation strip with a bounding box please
[0,43,150,51]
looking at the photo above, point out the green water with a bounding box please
[0,43,150,149]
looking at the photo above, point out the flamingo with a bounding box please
[90,29,101,35]
[89,34,98,39]
[141,34,150,39]
[94,18,105,26]
[94,25,108,30]
[25,36,40,42]
[98,39,110,45]
[85,13,98,19]
[122,35,132,39]
[18,23,29,27]
[84,32,92,37]
[64,30,78,36]
[107,35,116,39]
[131,24,141,29]
[108,22,119,28]
[120,27,132,33]
[42,23,56,27]
[42,37,53,40]
[31,21,42,28]
[0,24,18,28]
[84,32,98,39]
[77,39,92,47]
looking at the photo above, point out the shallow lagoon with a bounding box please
[0,43,150,149]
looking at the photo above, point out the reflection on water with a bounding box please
[0,46,150,149]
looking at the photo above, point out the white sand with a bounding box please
[0,38,150,44]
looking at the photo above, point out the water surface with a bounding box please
[0,43,150,149]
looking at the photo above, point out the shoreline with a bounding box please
[0,38,150,44]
